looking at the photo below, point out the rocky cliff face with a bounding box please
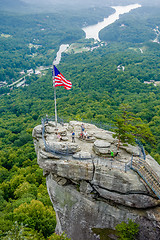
[32,120,160,240]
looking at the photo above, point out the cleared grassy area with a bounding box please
[66,43,90,54]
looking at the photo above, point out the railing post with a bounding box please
[66,144,69,156]
[125,163,127,173]
[110,159,113,169]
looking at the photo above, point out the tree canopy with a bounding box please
[0,5,160,239]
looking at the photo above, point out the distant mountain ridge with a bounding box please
[22,0,160,7]
[1,0,160,13]
[0,0,27,11]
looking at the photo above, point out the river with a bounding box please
[54,4,141,65]
[53,44,69,65]
[82,4,141,41]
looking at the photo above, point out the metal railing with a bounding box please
[131,157,160,199]
[41,116,136,173]
[135,138,146,160]
[41,115,113,156]
[43,115,113,130]
[41,116,160,199]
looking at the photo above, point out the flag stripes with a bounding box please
[53,65,72,90]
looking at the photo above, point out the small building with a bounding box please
[117,65,125,71]
[35,70,41,75]
[27,69,34,75]
[20,70,25,75]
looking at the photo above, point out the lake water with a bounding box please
[82,4,141,41]
[54,4,141,65]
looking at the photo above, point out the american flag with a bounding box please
[53,65,72,90]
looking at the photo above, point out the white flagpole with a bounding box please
[52,64,57,127]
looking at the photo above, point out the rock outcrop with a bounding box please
[33,120,160,240]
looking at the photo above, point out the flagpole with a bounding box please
[52,64,57,127]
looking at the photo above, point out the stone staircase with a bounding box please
[131,157,160,199]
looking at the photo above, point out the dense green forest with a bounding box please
[0,5,160,239]
[0,7,113,85]
[100,6,160,43]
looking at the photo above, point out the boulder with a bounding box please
[93,140,111,155]
[32,124,42,138]
[39,149,60,160]
[94,140,111,148]
[39,159,94,181]
[57,127,67,136]
[80,180,94,194]
[62,136,69,141]
[94,186,160,208]
[45,125,56,134]
[120,144,139,156]
[86,136,96,143]
[94,131,115,143]
[91,166,147,194]
[73,151,92,160]
[46,141,80,154]
[48,121,56,127]
[55,176,68,186]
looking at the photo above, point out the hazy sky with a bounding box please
[22,0,160,7]
[1,0,160,14]
[22,0,135,6]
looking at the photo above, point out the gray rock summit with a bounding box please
[32,120,160,240]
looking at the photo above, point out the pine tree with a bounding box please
[113,104,155,150]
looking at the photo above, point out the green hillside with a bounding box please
[99,6,160,43]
